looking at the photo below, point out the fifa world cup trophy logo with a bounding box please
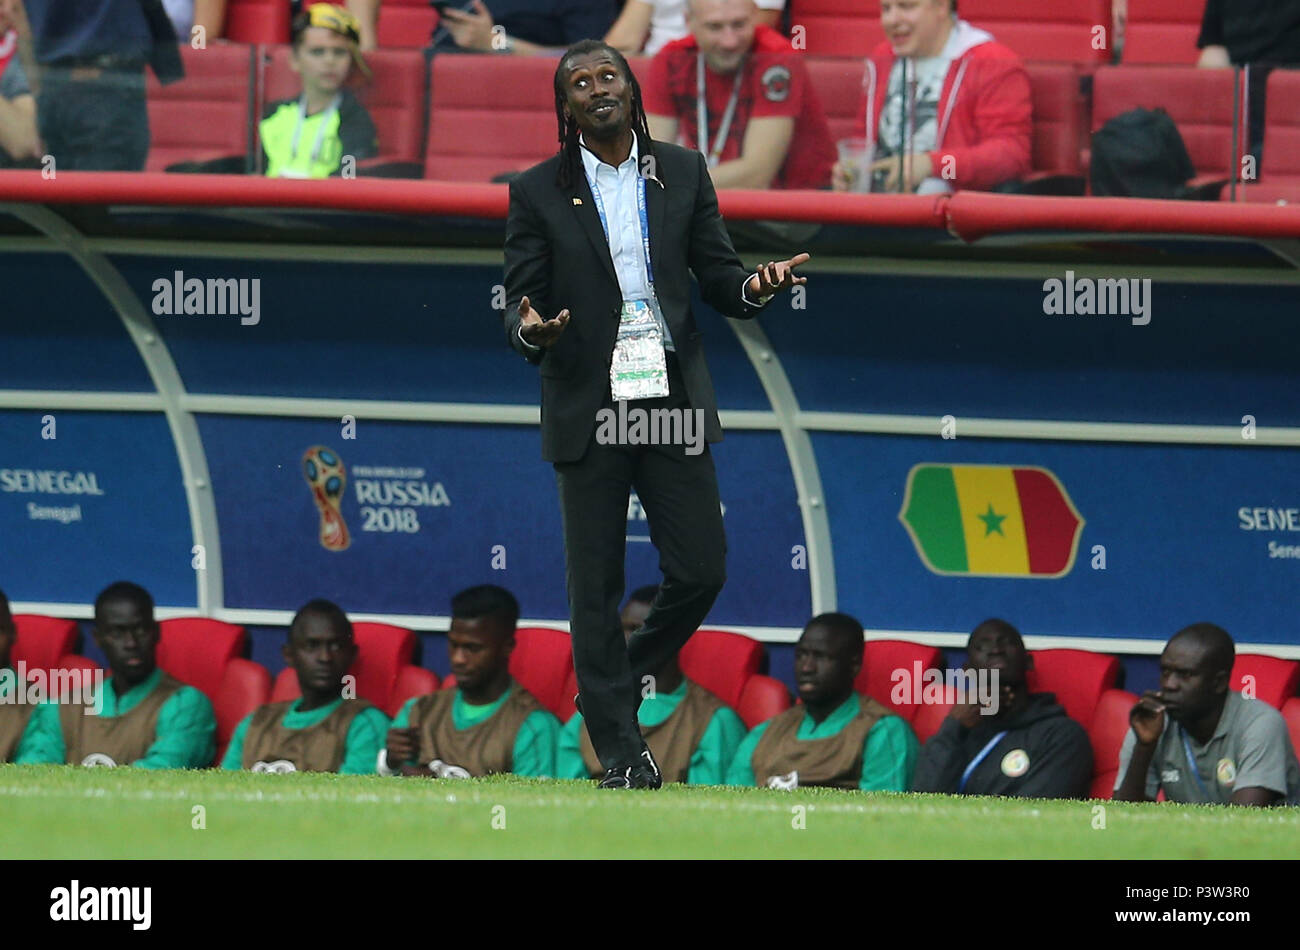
[302,446,350,552]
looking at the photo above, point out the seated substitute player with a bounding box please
[260,4,378,179]
[13,582,216,768]
[644,0,835,190]
[0,588,35,762]
[557,585,746,784]
[382,585,559,778]
[1114,623,1300,806]
[726,613,918,790]
[911,618,1093,798]
[222,599,388,773]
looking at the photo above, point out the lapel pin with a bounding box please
[572,197,583,205]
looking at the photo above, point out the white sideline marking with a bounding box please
[0,783,1295,826]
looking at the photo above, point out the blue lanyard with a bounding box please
[583,161,655,287]
[958,730,1008,793]
[1180,728,1212,798]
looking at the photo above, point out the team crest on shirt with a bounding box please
[81,753,118,768]
[1000,749,1030,777]
[766,770,799,790]
[761,65,792,103]
[252,759,298,774]
[1216,758,1236,786]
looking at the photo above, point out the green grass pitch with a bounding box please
[2,765,1296,859]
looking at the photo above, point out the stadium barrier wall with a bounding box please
[1,172,1298,662]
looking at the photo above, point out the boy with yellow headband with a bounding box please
[259,4,378,179]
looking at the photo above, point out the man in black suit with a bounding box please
[502,38,807,789]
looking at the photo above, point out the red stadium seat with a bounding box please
[1242,70,1300,205]
[213,657,271,763]
[911,698,953,743]
[805,57,864,147]
[508,626,575,721]
[788,0,884,57]
[1024,63,1087,186]
[224,0,290,44]
[856,639,943,723]
[158,617,247,703]
[735,674,791,729]
[12,614,80,671]
[1088,687,1137,799]
[1231,653,1300,709]
[678,629,764,708]
[1121,0,1202,66]
[1283,698,1300,760]
[1025,648,1120,728]
[1091,66,1242,189]
[377,0,439,48]
[145,44,253,172]
[959,0,1111,66]
[424,53,559,181]
[260,45,429,174]
[391,664,440,715]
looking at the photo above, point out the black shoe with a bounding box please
[597,766,655,789]
[638,745,663,789]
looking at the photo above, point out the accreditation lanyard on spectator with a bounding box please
[1180,728,1213,798]
[584,164,670,401]
[288,93,343,169]
[958,730,1008,793]
[697,52,746,170]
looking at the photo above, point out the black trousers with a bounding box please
[37,67,149,172]
[554,353,726,770]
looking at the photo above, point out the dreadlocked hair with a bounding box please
[553,40,660,191]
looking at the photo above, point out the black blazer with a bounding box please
[503,136,767,463]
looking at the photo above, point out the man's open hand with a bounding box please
[519,295,570,348]
[746,252,810,299]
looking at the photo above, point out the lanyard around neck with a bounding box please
[958,729,1008,794]
[696,51,746,169]
[582,156,655,287]
[1180,727,1213,798]
[291,93,343,164]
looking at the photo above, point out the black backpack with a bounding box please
[1090,107,1196,199]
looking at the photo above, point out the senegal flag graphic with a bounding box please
[898,464,1084,578]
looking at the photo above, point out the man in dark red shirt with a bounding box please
[644,0,834,190]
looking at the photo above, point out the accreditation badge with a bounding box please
[610,299,669,401]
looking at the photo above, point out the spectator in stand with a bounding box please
[1114,623,1300,806]
[644,0,835,190]
[606,0,784,56]
[434,0,619,56]
[260,4,377,178]
[16,0,183,171]
[557,585,747,784]
[911,619,1093,799]
[197,1,379,51]
[726,613,918,791]
[0,1,38,167]
[13,581,217,769]
[831,0,1030,194]
[1197,0,1300,164]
